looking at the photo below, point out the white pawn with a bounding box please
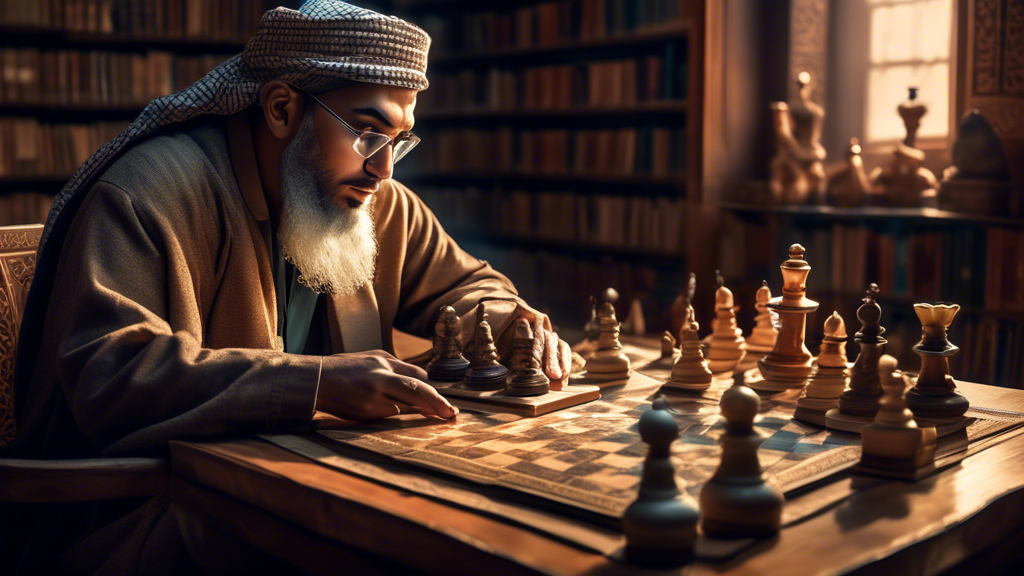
[581,302,631,385]
[622,405,698,566]
[700,383,784,538]
[706,281,747,373]
[665,305,713,391]
[794,312,850,426]
[745,280,779,356]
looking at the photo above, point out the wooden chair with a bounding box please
[0,224,167,502]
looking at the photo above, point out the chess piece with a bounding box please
[868,87,939,207]
[506,318,549,396]
[769,71,827,205]
[699,383,784,538]
[666,305,714,391]
[581,302,632,385]
[825,285,886,433]
[794,312,850,426]
[940,110,1013,216]
[623,298,646,335]
[583,296,600,341]
[826,138,869,207]
[906,303,970,423]
[855,356,938,480]
[660,331,677,359]
[753,245,819,391]
[426,305,470,382]
[464,316,508,391]
[705,278,747,373]
[669,273,698,340]
[745,280,779,356]
[622,405,699,566]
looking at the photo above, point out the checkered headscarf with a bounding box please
[37,0,430,257]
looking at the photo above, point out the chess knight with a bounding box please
[769,72,827,204]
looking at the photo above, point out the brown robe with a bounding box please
[11,111,540,459]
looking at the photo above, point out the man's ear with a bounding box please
[259,81,306,140]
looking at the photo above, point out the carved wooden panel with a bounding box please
[973,0,1002,94]
[787,0,829,107]
[1005,0,1024,94]
[0,224,43,447]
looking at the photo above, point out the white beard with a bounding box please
[277,109,378,296]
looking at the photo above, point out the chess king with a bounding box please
[5,1,572,571]
[753,245,819,391]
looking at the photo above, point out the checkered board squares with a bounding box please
[320,371,865,518]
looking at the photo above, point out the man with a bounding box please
[6,0,571,571]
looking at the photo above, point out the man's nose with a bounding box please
[364,145,393,180]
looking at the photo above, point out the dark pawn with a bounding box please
[622,404,698,567]
[506,319,549,396]
[699,383,784,538]
[426,305,470,382]
[838,284,886,417]
[464,316,508,391]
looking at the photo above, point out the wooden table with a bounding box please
[169,380,1024,575]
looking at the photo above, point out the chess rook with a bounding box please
[754,245,819,391]
[700,383,784,538]
[745,280,779,356]
[826,285,886,433]
[794,312,850,426]
[426,305,470,382]
[506,319,549,396]
[622,406,698,567]
[666,305,713,391]
[464,316,508,391]
[906,303,970,422]
[706,280,747,373]
[581,302,631,385]
[855,356,938,480]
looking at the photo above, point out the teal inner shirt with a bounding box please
[272,236,330,355]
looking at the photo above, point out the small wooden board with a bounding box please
[433,381,601,417]
[568,372,631,389]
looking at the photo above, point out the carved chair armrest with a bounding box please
[0,457,168,502]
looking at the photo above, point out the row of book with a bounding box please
[426,0,684,52]
[1,48,229,106]
[0,0,262,40]
[0,192,54,226]
[417,186,687,254]
[0,118,129,177]
[423,126,686,177]
[719,213,1024,315]
[419,53,686,112]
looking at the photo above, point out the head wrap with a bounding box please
[37,0,430,257]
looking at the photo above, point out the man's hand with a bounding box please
[533,320,573,384]
[315,350,458,420]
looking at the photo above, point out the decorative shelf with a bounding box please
[410,171,687,190]
[429,22,691,67]
[719,202,1024,228]
[449,229,687,260]
[417,100,689,122]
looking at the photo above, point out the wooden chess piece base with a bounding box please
[707,348,746,374]
[905,386,970,420]
[823,409,874,434]
[506,376,549,397]
[427,357,470,382]
[573,351,631,388]
[751,355,813,392]
[854,425,937,480]
[699,481,783,539]
[463,365,509,391]
[912,414,972,437]
[793,365,847,427]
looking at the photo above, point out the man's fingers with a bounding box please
[558,339,572,379]
[543,330,562,380]
[385,375,458,419]
[385,357,431,382]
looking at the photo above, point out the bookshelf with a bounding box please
[0,0,268,227]
[397,0,706,331]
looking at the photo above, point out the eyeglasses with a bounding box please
[300,89,420,165]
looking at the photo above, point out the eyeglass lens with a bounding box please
[352,133,420,164]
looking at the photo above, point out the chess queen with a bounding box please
[753,245,819,391]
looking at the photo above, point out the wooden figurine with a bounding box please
[426,305,470,382]
[622,405,698,566]
[745,280,779,357]
[868,87,940,207]
[753,245,818,391]
[506,318,549,396]
[464,316,508,391]
[940,110,1013,216]
[706,277,747,373]
[826,138,869,207]
[906,303,970,427]
[623,298,646,336]
[660,331,677,359]
[669,273,698,341]
[666,304,714,391]
[583,296,600,341]
[581,302,632,386]
[769,71,827,205]
[825,285,886,433]
[699,382,784,538]
[794,312,850,427]
[855,356,938,480]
